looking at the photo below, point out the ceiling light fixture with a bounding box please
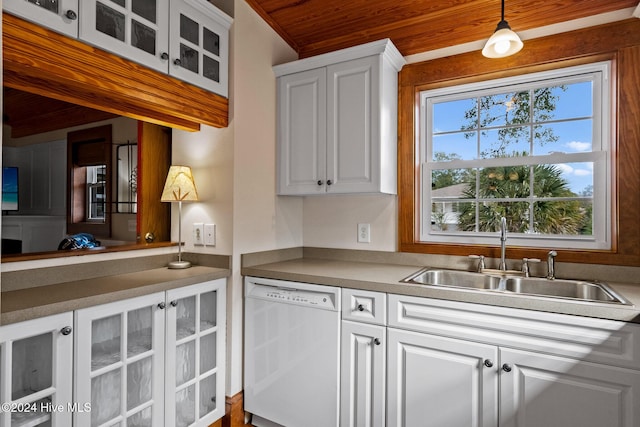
[482,0,523,58]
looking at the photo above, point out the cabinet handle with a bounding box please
[357,304,365,312]
[327,179,333,185]
[373,338,381,346]
[170,300,178,307]
[161,52,169,60]
[502,363,512,372]
[317,180,323,186]
[158,302,166,309]
[174,59,182,66]
[65,10,77,20]
[60,326,72,336]
[484,359,494,368]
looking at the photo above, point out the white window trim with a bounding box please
[419,61,612,250]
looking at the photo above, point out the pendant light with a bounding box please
[482,0,523,58]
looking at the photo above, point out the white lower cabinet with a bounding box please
[341,289,387,427]
[386,294,640,427]
[386,328,498,427]
[73,278,226,427]
[0,312,74,427]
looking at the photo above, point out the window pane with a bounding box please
[533,200,593,235]
[479,91,530,128]
[534,82,592,122]
[431,168,473,190]
[477,165,531,199]
[431,201,474,232]
[433,98,477,133]
[432,133,477,161]
[533,120,593,155]
[479,127,531,158]
[533,162,593,196]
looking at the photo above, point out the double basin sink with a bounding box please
[401,268,632,305]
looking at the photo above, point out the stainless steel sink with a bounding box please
[401,268,632,305]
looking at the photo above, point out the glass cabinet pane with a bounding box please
[132,0,156,23]
[127,406,152,427]
[128,307,152,357]
[27,0,59,14]
[199,374,217,417]
[127,357,152,410]
[132,20,156,55]
[175,385,196,427]
[92,369,122,425]
[92,314,122,370]
[176,341,196,386]
[200,332,216,373]
[176,296,196,340]
[200,290,217,331]
[11,333,53,400]
[96,2,126,41]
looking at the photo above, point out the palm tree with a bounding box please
[457,161,588,235]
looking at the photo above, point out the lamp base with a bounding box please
[167,260,192,269]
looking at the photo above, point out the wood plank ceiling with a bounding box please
[244,0,639,58]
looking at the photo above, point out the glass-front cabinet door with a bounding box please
[74,292,165,426]
[165,279,226,427]
[169,0,231,96]
[3,0,79,37]
[80,0,170,72]
[0,312,74,427]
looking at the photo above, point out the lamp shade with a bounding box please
[161,166,199,202]
[482,21,523,58]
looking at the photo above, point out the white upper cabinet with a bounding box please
[3,0,79,37]
[275,39,405,195]
[4,0,231,97]
[79,0,170,73]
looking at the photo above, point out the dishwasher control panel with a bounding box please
[246,279,339,311]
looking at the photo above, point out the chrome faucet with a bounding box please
[498,217,507,272]
[546,250,558,280]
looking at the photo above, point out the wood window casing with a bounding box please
[398,18,640,267]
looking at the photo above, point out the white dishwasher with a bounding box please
[244,276,341,427]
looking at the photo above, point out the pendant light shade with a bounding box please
[482,0,523,58]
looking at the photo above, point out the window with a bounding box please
[419,62,611,250]
[87,165,106,221]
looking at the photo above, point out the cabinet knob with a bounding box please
[357,304,365,312]
[484,359,494,368]
[161,52,169,60]
[502,363,512,372]
[65,10,77,20]
[174,58,182,66]
[158,302,166,309]
[317,180,323,186]
[170,300,178,307]
[373,338,381,346]
[60,326,72,336]
[327,179,333,185]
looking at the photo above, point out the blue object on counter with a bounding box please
[58,233,102,250]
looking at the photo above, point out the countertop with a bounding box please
[1,265,230,325]
[242,255,640,323]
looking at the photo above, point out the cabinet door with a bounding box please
[168,0,231,96]
[0,312,73,427]
[79,0,170,72]
[165,279,226,427]
[326,56,380,194]
[500,347,640,427]
[74,292,166,426]
[3,0,78,37]
[277,68,327,195]
[341,320,385,427]
[387,328,498,427]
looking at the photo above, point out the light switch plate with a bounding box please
[193,223,204,246]
[204,224,216,246]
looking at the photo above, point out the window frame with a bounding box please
[397,19,640,267]
[418,62,612,250]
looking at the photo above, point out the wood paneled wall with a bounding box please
[398,19,640,266]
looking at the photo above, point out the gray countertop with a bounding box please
[242,256,640,323]
[1,265,230,325]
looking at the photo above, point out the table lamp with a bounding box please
[161,165,199,269]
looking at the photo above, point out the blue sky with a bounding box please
[430,81,595,194]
